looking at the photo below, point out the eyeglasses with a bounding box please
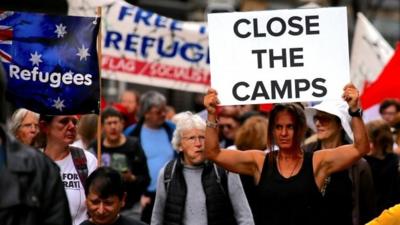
[182,135,206,143]
[20,123,39,130]
[313,114,334,124]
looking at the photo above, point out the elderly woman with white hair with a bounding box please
[9,108,39,146]
[151,111,254,225]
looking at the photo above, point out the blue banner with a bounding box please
[0,11,100,115]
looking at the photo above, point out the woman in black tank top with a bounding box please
[203,84,370,225]
[255,150,326,225]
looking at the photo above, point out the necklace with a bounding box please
[277,152,302,178]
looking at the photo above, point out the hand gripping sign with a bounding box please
[208,7,350,105]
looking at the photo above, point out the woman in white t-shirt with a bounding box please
[39,115,97,225]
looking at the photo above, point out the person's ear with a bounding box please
[121,192,127,208]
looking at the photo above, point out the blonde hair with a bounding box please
[234,115,268,150]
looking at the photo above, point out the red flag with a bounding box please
[259,103,274,113]
[361,43,400,109]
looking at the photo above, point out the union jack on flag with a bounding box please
[0,13,13,63]
[0,10,100,115]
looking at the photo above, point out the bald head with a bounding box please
[119,90,139,114]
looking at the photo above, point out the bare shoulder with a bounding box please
[247,150,267,171]
[313,144,354,163]
[313,148,331,165]
[245,149,266,159]
[246,150,267,184]
[312,144,353,174]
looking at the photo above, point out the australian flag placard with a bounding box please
[0,11,100,115]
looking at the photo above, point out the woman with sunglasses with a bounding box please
[39,115,98,225]
[304,101,376,225]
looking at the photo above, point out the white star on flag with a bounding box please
[55,23,67,38]
[29,51,42,67]
[52,97,66,111]
[76,44,91,61]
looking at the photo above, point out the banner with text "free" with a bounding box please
[102,1,210,93]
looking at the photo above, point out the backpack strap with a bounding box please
[164,159,178,193]
[163,160,229,196]
[70,147,88,186]
[213,163,229,196]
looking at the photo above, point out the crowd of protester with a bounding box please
[1,59,400,225]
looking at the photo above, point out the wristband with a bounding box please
[206,120,219,128]
[348,108,363,117]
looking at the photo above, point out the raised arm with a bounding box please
[203,89,264,178]
[315,84,370,177]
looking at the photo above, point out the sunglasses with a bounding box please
[57,117,79,126]
[313,114,335,123]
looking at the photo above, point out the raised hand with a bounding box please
[203,88,220,115]
[342,83,360,111]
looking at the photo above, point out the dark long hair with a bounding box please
[367,119,394,155]
[267,103,307,151]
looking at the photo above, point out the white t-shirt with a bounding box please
[71,139,86,151]
[56,150,97,225]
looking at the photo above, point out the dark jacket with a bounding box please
[125,118,177,197]
[0,125,71,225]
[164,159,237,225]
[91,136,151,210]
[364,153,400,215]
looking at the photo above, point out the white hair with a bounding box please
[171,111,206,150]
[8,108,39,136]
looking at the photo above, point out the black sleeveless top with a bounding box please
[254,151,326,225]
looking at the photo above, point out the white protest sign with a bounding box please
[208,7,350,105]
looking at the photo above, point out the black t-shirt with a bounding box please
[365,153,400,213]
[80,216,147,225]
[92,136,150,210]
